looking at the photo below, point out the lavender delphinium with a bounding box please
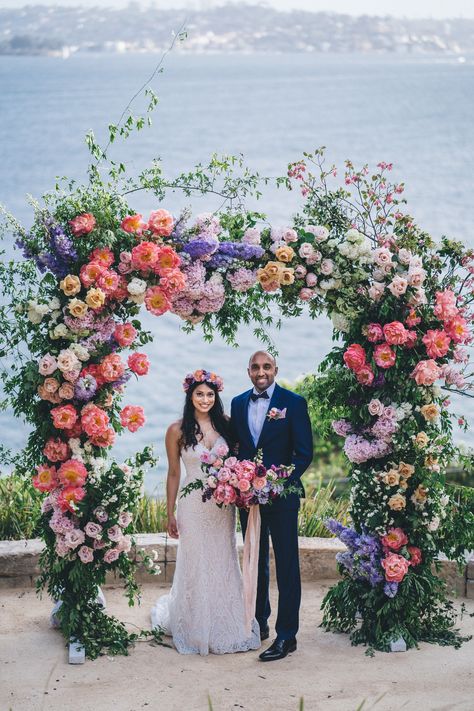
[326,519,384,588]
[182,239,219,260]
[50,224,78,262]
[384,582,399,598]
[74,375,98,402]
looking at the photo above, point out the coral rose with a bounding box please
[121,213,145,234]
[96,269,120,295]
[405,309,421,327]
[147,208,174,237]
[57,485,86,513]
[89,247,114,268]
[44,437,71,462]
[114,322,137,347]
[407,545,422,566]
[131,241,160,272]
[80,262,104,288]
[374,343,396,369]
[445,316,470,344]
[60,274,81,296]
[422,329,451,358]
[381,553,410,583]
[343,343,366,372]
[153,246,181,275]
[69,213,96,237]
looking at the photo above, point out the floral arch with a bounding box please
[1,136,474,658]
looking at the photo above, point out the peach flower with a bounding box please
[69,213,96,237]
[381,553,410,583]
[128,352,150,376]
[89,247,114,268]
[388,493,406,511]
[275,245,295,263]
[121,213,145,234]
[422,329,451,358]
[131,241,160,272]
[99,354,125,383]
[58,459,88,487]
[60,274,81,296]
[51,404,78,430]
[68,298,88,318]
[81,404,110,437]
[58,382,75,400]
[85,287,106,310]
[147,209,174,237]
[410,359,441,386]
[153,246,181,275]
[57,485,86,513]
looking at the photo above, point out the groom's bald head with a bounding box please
[248,351,278,392]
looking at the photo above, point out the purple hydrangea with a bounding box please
[182,239,219,260]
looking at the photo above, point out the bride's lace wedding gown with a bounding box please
[151,436,261,655]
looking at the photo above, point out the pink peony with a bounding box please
[39,354,58,376]
[374,343,396,369]
[355,365,374,386]
[121,213,145,234]
[32,464,58,492]
[80,262,104,288]
[294,265,307,279]
[131,241,160,272]
[57,459,88,487]
[383,321,408,346]
[422,329,451,358]
[128,352,150,376]
[78,546,94,564]
[238,479,251,492]
[97,269,120,295]
[411,359,441,386]
[57,486,86,513]
[381,553,410,583]
[343,344,366,372]
[381,528,408,551]
[214,483,237,506]
[405,309,421,327]
[305,273,318,287]
[434,289,458,322]
[98,354,125,383]
[366,323,384,343]
[153,246,181,275]
[160,269,187,295]
[69,213,96,237]
[147,208,174,237]
[145,286,171,316]
[445,316,470,344]
[114,322,137,347]
[88,427,116,448]
[89,247,114,268]
[81,404,110,437]
[120,405,146,432]
[51,404,78,430]
[215,443,229,457]
[44,437,71,462]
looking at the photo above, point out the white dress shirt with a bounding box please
[248,381,276,446]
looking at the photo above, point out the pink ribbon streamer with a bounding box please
[242,504,261,637]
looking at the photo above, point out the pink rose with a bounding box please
[215,443,229,457]
[366,323,384,343]
[411,359,441,386]
[118,512,133,528]
[381,528,408,551]
[39,354,58,376]
[422,329,451,358]
[343,344,366,372]
[388,275,408,297]
[407,266,426,287]
[434,289,458,322]
[298,242,316,261]
[374,343,396,369]
[238,479,251,492]
[368,282,385,301]
[373,247,394,268]
[381,552,410,583]
[305,273,318,287]
[104,549,120,564]
[84,522,103,539]
[368,399,384,416]
[94,507,108,523]
[107,524,123,542]
[383,321,408,346]
[299,287,313,301]
[69,213,96,237]
[320,259,334,275]
[78,545,94,564]
[294,265,307,279]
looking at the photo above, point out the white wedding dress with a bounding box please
[151,436,261,655]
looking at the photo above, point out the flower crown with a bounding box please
[182,369,224,392]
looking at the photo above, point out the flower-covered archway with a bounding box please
[2,134,474,658]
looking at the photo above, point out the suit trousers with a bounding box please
[240,505,300,641]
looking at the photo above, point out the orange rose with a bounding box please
[420,404,440,421]
[382,469,400,486]
[280,268,295,285]
[275,245,295,263]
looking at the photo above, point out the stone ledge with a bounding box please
[1,536,471,596]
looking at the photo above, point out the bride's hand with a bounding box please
[167,514,179,539]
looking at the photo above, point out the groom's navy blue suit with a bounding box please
[231,382,313,641]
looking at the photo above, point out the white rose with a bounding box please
[52,324,69,339]
[27,308,43,324]
[372,268,386,281]
[409,255,423,268]
[127,278,147,296]
[388,275,408,297]
[331,312,350,332]
[69,343,90,361]
[319,278,337,291]
[427,516,440,531]
[407,266,426,287]
[48,297,61,310]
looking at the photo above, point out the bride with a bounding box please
[151,369,261,655]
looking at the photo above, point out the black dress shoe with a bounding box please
[259,638,297,662]
[259,624,270,641]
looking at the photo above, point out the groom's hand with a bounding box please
[167,514,179,539]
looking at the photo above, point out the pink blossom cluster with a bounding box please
[343,434,392,464]
[171,262,225,322]
[226,267,257,292]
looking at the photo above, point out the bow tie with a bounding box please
[250,391,269,402]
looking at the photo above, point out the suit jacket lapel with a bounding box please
[241,390,255,450]
[256,383,285,449]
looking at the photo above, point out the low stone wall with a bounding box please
[0,534,471,597]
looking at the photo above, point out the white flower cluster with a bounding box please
[27,298,60,325]
[337,228,372,264]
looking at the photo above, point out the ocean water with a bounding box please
[0,52,473,492]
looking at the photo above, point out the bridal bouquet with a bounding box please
[181,445,295,508]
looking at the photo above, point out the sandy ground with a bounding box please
[0,581,473,711]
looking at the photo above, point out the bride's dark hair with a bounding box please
[179,381,233,450]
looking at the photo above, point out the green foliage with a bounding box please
[298,481,350,537]
[0,473,43,540]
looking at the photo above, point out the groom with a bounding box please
[231,351,313,661]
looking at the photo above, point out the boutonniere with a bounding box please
[267,407,287,421]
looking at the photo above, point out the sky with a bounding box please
[1,0,474,19]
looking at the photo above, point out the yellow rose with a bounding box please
[414,432,429,448]
[412,484,428,504]
[60,274,81,296]
[275,245,295,263]
[382,469,400,486]
[68,298,88,318]
[420,404,440,421]
[388,493,406,511]
[398,461,415,478]
[280,268,295,286]
[86,287,106,310]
